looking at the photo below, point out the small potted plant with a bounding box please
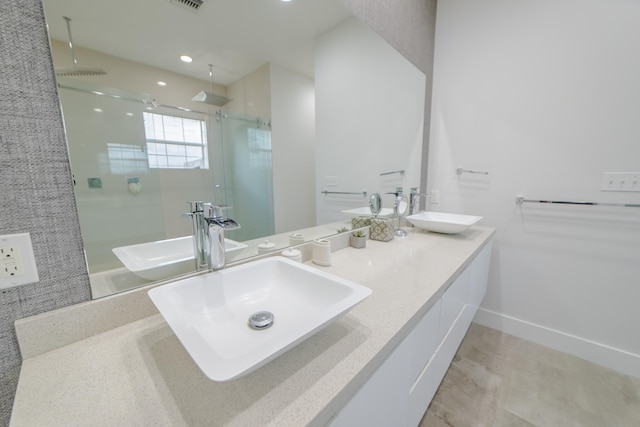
[350,230,367,249]
[337,227,349,234]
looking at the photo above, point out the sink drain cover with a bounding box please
[248,311,274,330]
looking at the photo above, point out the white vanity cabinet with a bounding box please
[331,241,492,427]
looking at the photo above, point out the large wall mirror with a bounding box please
[43,0,427,299]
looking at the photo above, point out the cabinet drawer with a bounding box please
[468,242,492,310]
[408,299,441,382]
[408,355,437,427]
[438,266,470,342]
[337,339,410,426]
[433,304,473,388]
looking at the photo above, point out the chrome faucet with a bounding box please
[184,201,240,271]
[204,204,240,271]
[409,187,430,216]
[184,201,210,270]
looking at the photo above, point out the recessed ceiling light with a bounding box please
[93,108,102,113]
[180,55,193,63]
[157,81,167,87]
[126,112,134,117]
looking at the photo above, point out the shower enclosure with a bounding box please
[57,81,274,277]
[217,110,274,243]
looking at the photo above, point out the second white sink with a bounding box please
[406,211,482,234]
[148,256,371,381]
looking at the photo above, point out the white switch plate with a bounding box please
[601,172,640,192]
[325,176,339,187]
[0,233,39,290]
[431,190,440,204]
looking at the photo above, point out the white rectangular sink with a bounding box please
[112,236,247,281]
[148,256,371,381]
[406,211,482,234]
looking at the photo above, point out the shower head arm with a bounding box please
[55,16,106,77]
[208,64,215,92]
[191,64,231,106]
[63,16,78,69]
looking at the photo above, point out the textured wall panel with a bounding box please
[0,0,91,425]
[340,0,437,75]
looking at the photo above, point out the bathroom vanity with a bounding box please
[10,225,494,426]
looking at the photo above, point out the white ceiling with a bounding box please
[42,0,351,85]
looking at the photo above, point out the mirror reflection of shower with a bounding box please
[58,81,274,296]
[217,110,274,242]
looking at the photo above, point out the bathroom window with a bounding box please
[107,143,148,174]
[247,128,272,169]
[143,112,209,169]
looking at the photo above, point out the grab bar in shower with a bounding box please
[379,170,405,177]
[457,167,489,176]
[321,190,368,196]
[515,196,640,208]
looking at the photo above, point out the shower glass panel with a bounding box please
[59,86,165,273]
[57,82,220,277]
[217,112,275,242]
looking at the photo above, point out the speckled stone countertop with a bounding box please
[10,226,494,427]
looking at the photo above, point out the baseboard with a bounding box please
[473,307,640,379]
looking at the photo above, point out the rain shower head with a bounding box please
[192,64,231,106]
[192,91,232,106]
[55,16,107,78]
[55,67,107,78]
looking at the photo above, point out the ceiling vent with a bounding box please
[170,0,204,12]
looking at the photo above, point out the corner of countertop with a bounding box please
[14,280,161,360]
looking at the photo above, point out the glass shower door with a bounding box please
[218,112,275,242]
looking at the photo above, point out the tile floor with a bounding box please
[421,323,640,427]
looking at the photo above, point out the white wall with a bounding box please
[430,0,640,377]
[226,63,271,119]
[270,64,317,233]
[315,18,426,224]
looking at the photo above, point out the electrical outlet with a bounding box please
[0,233,39,289]
[1,246,25,278]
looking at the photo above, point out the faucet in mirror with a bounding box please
[203,203,241,271]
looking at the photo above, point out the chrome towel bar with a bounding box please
[457,167,489,175]
[379,170,405,176]
[321,190,367,196]
[515,196,640,208]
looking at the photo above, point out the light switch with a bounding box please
[601,172,640,192]
[325,176,339,187]
[431,190,440,204]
